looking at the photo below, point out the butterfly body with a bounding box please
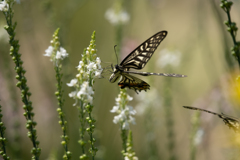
[109,31,187,93]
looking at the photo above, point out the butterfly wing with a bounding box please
[118,73,150,93]
[183,106,240,133]
[120,31,167,70]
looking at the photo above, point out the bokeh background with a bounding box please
[0,0,240,159]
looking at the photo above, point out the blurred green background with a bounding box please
[0,0,240,159]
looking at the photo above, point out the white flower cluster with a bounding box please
[194,129,204,146]
[68,81,94,105]
[67,46,102,106]
[0,0,9,11]
[157,49,181,68]
[67,80,95,106]
[125,156,138,160]
[110,92,136,130]
[44,46,68,63]
[77,56,103,80]
[105,8,130,26]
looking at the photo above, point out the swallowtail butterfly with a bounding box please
[183,106,240,133]
[109,31,187,93]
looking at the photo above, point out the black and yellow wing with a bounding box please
[118,73,150,93]
[120,31,167,70]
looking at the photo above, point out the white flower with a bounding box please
[115,97,121,104]
[194,129,204,145]
[44,46,54,57]
[95,70,102,78]
[56,51,62,59]
[113,114,122,124]
[96,57,102,69]
[56,47,68,60]
[105,8,130,25]
[59,47,68,58]
[127,106,136,115]
[78,82,94,96]
[127,95,133,101]
[129,116,136,125]
[157,49,181,68]
[68,91,77,98]
[110,106,119,113]
[125,157,130,160]
[119,110,127,120]
[77,82,94,104]
[77,61,84,69]
[86,95,93,104]
[87,62,95,71]
[96,57,101,65]
[0,0,9,12]
[67,79,78,87]
[122,121,129,130]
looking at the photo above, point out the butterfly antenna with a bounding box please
[114,45,119,64]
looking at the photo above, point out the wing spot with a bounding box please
[145,42,148,48]
[135,50,139,55]
[134,61,140,65]
[148,53,153,57]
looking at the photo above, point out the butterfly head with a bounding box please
[109,64,122,83]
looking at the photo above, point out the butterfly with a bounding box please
[183,106,240,133]
[109,31,187,93]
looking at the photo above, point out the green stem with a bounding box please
[55,66,71,160]
[164,74,177,160]
[225,11,240,65]
[189,111,200,160]
[0,104,10,160]
[3,1,41,159]
[221,0,240,66]
[121,127,127,154]
[78,100,86,155]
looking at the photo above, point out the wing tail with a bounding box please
[125,71,187,77]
